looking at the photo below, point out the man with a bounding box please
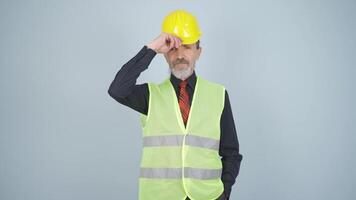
[108,10,243,200]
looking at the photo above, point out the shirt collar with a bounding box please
[170,70,197,90]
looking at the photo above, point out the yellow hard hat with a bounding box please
[161,10,202,44]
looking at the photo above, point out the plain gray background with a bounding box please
[1,0,355,199]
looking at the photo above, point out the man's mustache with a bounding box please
[173,59,189,65]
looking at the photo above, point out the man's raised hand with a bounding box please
[146,33,182,54]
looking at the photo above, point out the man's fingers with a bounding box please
[168,35,176,49]
[162,33,181,50]
[171,36,177,48]
[165,36,172,49]
[176,36,182,47]
[170,35,180,49]
[174,37,181,48]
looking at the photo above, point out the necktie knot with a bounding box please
[179,80,188,89]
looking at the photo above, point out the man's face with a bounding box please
[164,42,202,80]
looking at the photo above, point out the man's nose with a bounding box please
[176,47,184,58]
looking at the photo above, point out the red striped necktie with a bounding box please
[178,79,190,126]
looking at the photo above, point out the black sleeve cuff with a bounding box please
[143,45,157,57]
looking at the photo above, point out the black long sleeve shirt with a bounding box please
[108,45,243,199]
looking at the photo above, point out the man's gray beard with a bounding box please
[169,65,194,80]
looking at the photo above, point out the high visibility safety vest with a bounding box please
[139,76,226,200]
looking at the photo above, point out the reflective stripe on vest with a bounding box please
[140,167,222,179]
[142,135,219,151]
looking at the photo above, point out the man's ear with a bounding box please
[196,47,202,60]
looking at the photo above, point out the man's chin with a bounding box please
[171,67,194,80]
